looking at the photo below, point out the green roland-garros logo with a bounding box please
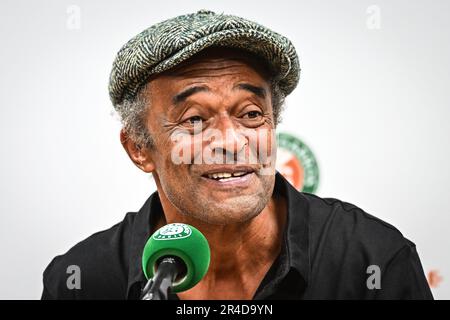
[276,132,320,193]
[153,223,192,241]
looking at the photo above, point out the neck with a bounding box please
[154,181,287,299]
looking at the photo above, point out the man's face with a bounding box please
[143,48,277,225]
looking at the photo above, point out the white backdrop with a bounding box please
[0,0,449,299]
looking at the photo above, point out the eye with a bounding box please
[186,115,203,125]
[243,110,263,119]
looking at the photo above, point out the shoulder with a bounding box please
[301,192,412,263]
[296,192,432,299]
[42,212,138,299]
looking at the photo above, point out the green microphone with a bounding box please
[141,223,210,300]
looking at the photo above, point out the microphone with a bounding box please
[140,223,210,300]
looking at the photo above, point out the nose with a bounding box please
[206,116,247,161]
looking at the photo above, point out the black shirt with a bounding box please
[41,173,433,300]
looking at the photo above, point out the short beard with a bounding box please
[160,173,275,226]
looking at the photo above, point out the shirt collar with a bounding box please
[125,172,310,299]
[277,171,311,285]
[126,192,162,299]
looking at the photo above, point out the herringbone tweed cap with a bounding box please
[109,10,300,107]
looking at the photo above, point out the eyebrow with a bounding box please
[233,83,267,99]
[172,86,209,105]
[171,82,267,106]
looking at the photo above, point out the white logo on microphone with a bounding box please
[153,223,192,240]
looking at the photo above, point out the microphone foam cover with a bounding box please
[142,223,210,292]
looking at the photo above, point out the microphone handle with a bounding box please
[141,257,179,300]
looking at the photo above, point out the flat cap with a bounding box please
[109,10,300,107]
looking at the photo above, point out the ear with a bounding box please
[120,129,155,173]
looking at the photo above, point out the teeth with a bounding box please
[208,172,232,179]
[232,171,246,177]
[207,171,248,180]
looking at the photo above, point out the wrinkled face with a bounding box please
[144,48,277,225]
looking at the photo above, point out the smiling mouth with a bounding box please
[205,171,250,182]
[201,168,255,182]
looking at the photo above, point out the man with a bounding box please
[42,10,433,300]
